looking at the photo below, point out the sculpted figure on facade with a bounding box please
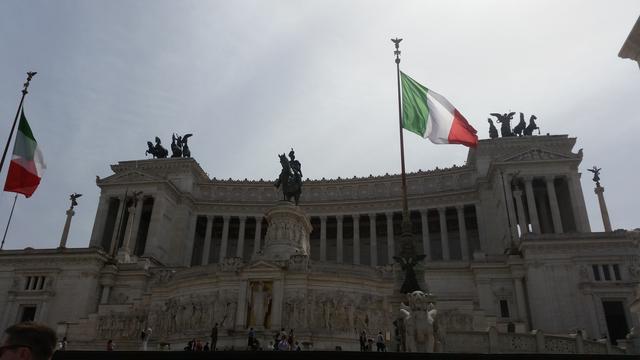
[490,112,515,137]
[275,150,302,205]
[398,291,441,353]
[249,282,271,328]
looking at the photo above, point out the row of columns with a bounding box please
[198,216,263,265]
[317,206,473,264]
[509,174,588,237]
[192,205,477,267]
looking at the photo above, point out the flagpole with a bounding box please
[0,194,18,250]
[392,38,412,234]
[0,72,37,175]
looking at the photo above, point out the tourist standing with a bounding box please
[210,323,218,351]
[107,339,115,351]
[248,327,256,349]
[58,336,68,351]
[359,330,367,352]
[376,331,385,352]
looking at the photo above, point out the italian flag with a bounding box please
[401,71,478,147]
[4,109,45,198]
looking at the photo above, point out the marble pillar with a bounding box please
[89,194,110,248]
[236,216,247,258]
[219,216,230,262]
[336,215,344,263]
[420,209,430,259]
[438,207,450,261]
[185,214,198,266]
[385,213,394,264]
[456,205,469,260]
[503,173,519,243]
[545,177,563,234]
[370,213,378,266]
[320,216,327,261]
[201,216,214,265]
[594,186,612,232]
[512,189,528,236]
[523,177,541,234]
[253,216,263,255]
[353,214,360,265]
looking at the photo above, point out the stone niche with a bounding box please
[259,201,312,261]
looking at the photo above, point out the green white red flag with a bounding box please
[4,108,45,197]
[400,71,478,147]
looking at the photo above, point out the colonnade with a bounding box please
[190,204,481,267]
[507,174,589,237]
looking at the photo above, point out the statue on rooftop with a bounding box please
[490,112,515,137]
[274,149,302,205]
[513,113,527,136]
[523,115,539,136]
[145,137,169,158]
[488,119,498,139]
[170,133,193,158]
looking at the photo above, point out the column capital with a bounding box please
[437,206,447,213]
[238,215,247,222]
[522,175,535,182]
[384,212,393,219]
[419,208,429,216]
[222,215,231,221]
[512,189,523,197]
[352,214,360,222]
[319,215,327,221]
[206,214,214,220]
[545,175,556,183]
[455,204,465,212]
[336,214,343,221]
[254,215,263,221]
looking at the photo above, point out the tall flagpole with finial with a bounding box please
[0,72,37,174]
[391,38,426,295]
[391,38,412,234]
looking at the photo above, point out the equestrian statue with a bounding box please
[274,148,303,205]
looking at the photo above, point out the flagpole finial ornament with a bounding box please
[22,72,37,95]
[391,38,402,64]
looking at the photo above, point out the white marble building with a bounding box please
[0,134,638,353]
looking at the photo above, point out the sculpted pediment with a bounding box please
[242,260,283,273]
[99,170,163,185]
[500,148,577,163]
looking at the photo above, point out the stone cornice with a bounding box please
[109,158,209,180]
[0,247,109,268]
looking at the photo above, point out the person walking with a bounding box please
[106,339,115,351]
[248,327,256,350]
[210,323,218,351]
[359,330,367,352]
[376,331,385,352]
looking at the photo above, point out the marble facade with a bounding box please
[0,134,639,353]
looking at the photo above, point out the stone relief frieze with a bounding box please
[219,257,243,272]
[281,289,391,335]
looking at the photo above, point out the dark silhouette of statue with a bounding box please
[490,112,515,137]
[146,137,169,158]
[181,134,193,158]
[523,115,539,136]
[513,113,527,136]
[69,193,82,209]
[170,133,193,158]
[488,119,498,139]
[393,255,426,293]
[171,134,182,158]
[588,166,601,187]
[274,149,302,205]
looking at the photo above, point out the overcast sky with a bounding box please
[0,0,638,250]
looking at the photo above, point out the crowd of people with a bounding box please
[359,329,387,352]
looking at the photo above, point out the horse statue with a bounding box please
[513,113,527,136]
[181,134,193,158]
[523,115,539,136]
[145,137,169,158]
[274,152,302,205]
[171,134,182,157]
[490,112,515,137]
[488,119,499,139]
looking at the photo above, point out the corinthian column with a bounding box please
[320,216,327,261]
[523,177,541,234]
[456,205,469,260]
[438,207,450,261]
[353,214,360,265]
[336,215,343,263]
[420,209,430,260]
[512,189,528,236]
[201,215,214,265]
[219,216,230,262]
[545,176,563,234]
[370,213,378,266]
[236,216,247,258]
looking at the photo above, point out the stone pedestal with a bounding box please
[260,201,312,261]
